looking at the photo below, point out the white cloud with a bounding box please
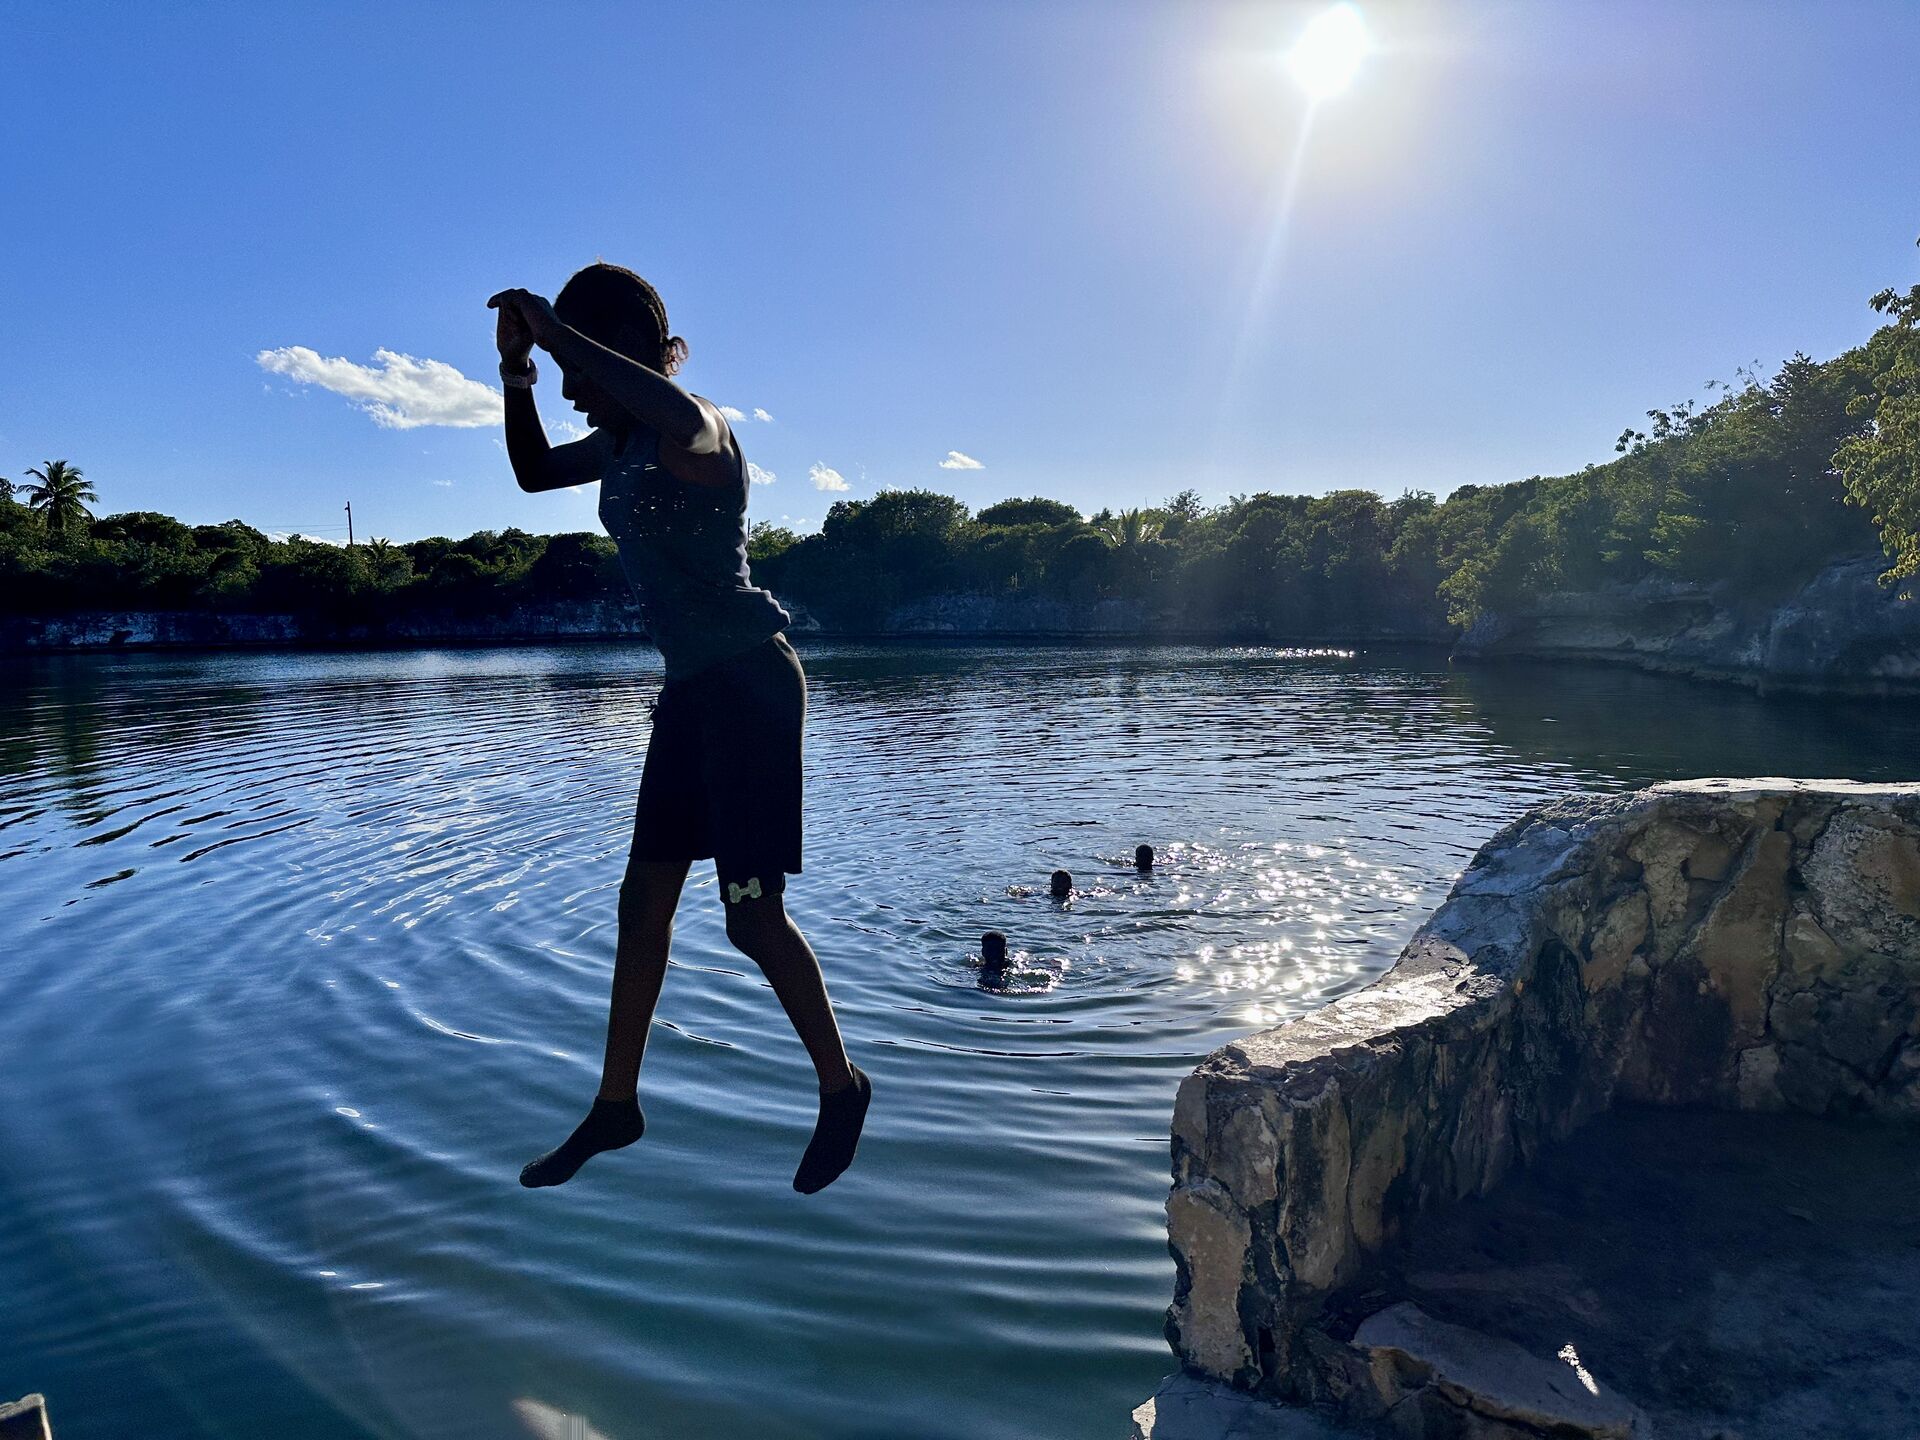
[747,461,777,486]
[809,462,850,492]
[939,450,985,470]
[546,418,588,442]
[719,404,746,421]
[431,479,455,487]
[753,407,774,423]
[257,346,502,429]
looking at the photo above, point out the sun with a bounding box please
[1285,3,1371,101]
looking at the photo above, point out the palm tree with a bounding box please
[23,460,98,536]
[1099,507,1161,549]
[363,536,412,590]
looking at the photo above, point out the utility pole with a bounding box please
[344,501,354,547]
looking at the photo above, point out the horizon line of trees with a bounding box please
[5,276,1917,635]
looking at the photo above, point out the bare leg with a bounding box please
[597,858,691,1099]
[723,891,854,1091]
[724,891,870,1192]
[521,858,688,1188]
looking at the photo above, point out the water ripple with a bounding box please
[3,642,1916,1440]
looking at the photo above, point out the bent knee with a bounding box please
[723,894,788,949]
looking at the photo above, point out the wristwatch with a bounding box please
[500,358,537,389]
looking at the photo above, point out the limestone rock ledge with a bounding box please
[1453,557,1920,696]
[1160,779,1920,1431]
[0,602,654,652]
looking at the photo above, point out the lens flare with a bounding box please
[1286,3,1371,100]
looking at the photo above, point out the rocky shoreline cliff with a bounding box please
[0,600,656,654]
[1453,555,1920,697]
[6,556,1916,699]
[0,595,1452,656]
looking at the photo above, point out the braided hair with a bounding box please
[554,262,689,376]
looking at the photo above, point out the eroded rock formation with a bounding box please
[1162,780,1920,1434]
[1453,558,1920,696]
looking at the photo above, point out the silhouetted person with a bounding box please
[981,930,1009,978]
[1050,869,1073,899]
[1135,844,1154,871]
[491,266,869,1195]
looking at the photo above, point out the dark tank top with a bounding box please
[597,421,789,681]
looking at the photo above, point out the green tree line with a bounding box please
[0,482,633,622]
[5,282,1917,634]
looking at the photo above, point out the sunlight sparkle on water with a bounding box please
[1286,3,1370,100]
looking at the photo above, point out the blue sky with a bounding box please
[5,1,1918,543]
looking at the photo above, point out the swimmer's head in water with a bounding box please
[1135,844,1154,870]
[981,931,1008,969]
[554,262,688,428]
[1049,869,1073,898]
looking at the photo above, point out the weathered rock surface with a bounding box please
[1158,779,1920,1434]
[1454,556,1920,696]
[1354,1303,1647,1438]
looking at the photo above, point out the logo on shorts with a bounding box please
[726,877,763,904]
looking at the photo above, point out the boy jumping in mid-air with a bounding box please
[489,264,870,1194]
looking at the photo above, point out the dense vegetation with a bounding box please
[5,282,1917,637]
[1836,278,1920,585]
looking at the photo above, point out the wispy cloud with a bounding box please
[546,418,588,442]
[809,462,850,493]
[719,404,747,421]
[747,462,777,486]
[256,347,502,429]
[753,407,774,423]
[938,450,985,470]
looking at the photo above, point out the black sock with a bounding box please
[520,1097,645,1188]
[793,1065,871,1194]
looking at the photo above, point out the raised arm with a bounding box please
[492,294,610,492]
[490,288,704,442]
[490,287,738,489]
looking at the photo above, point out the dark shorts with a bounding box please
[628,633,804,902]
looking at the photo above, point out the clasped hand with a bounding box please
[488,288,561,364]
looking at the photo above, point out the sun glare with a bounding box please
[1286,3,1371,101]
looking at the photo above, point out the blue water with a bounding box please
[2,642,1914,1439]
